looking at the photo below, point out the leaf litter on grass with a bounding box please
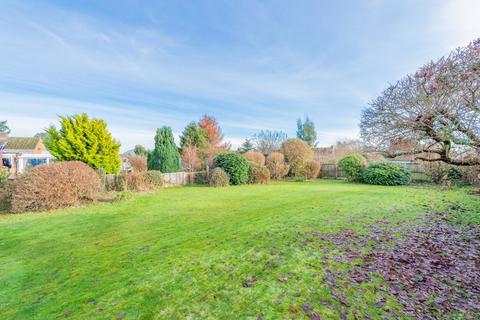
[306,212,480,320]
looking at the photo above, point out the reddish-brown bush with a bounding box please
[243,151,265,167]
[127,155,147,172]
[9,161,103,213]
[209,167,229,187]
[266,152,289,179]
[305,160,321,179]
[282,139,314,177]
[250,165,271,184]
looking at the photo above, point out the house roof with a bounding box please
[4,137,41,150]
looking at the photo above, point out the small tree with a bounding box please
[297,116,317,147]
[238,139,255,153]
[148,127,180,173]
[181,143,201,172]
[0,120,10,134]
[198,115,226,166]
[179,122,207,150]
[253,130,288,155]
[46,114,121,173]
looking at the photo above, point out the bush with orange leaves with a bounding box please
[281,139,314,177]
[266,152,289,180]
[7,161,103,213]
[127,155,147,172]
[243,151,265,167]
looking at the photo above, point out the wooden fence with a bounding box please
[320,164,345,179]
[161,171,204,187]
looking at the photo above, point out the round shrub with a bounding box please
[243,151,265,167]
[266,152,289,180]
[305,160,321,179]
[8,161,103,213]
[143,170,164,187]
[249,165,271,184]
[209,167,230,187]
[338,154,367,182]
[362,162,411,186]
[282,139,314,177]
[213,152,250,185]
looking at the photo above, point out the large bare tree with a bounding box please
[361,39,480,165]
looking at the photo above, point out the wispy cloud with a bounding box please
[0,0,478,151]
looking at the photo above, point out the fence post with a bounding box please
[335,164,338,179]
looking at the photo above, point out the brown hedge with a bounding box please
[9,161,103,213]
[266,152,289,180]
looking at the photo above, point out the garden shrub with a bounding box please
[213,152,250,185]
[114,173,127,191]
[127,155,147,172]
[338,154,367,182]
[425,162,464,185]
[282,139,314,177]
[305,160,321,179]
[243,151,265,167]
[8,161,103,213]
[194,171,208,184]
[209,167,230,187]
[125,172,153,192]
[362,162,411,186]
[143,170,164,187]
[249,165,271,184]
[460,166,480,185]
[266,152,289,180]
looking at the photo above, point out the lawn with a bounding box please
[0,180,478,319]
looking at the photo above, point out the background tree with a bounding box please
[34,125,55,144]
[361,39,480,166]
[238,139,255,153]
[179,122,207,150]
[46,113,121,173]
[133,145,149,157]
[0,120,10,134]
[148,126,180,172]
[198,115,226,165]
[253,130,287,155]
[181,143,201,172]
[296,116,317,147]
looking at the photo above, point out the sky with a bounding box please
[0,0,479,151]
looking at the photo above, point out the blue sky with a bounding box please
[0,0,479,151]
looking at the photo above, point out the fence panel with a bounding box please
[320,164,345,179]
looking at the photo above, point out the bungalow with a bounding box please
[0,135,55,178]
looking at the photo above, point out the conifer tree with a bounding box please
[46,113,121,173]
[148,126,180,172]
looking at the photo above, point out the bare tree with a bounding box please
[253,130,288,155]
[361,39,480,166]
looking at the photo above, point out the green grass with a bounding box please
[0,180,478,319]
